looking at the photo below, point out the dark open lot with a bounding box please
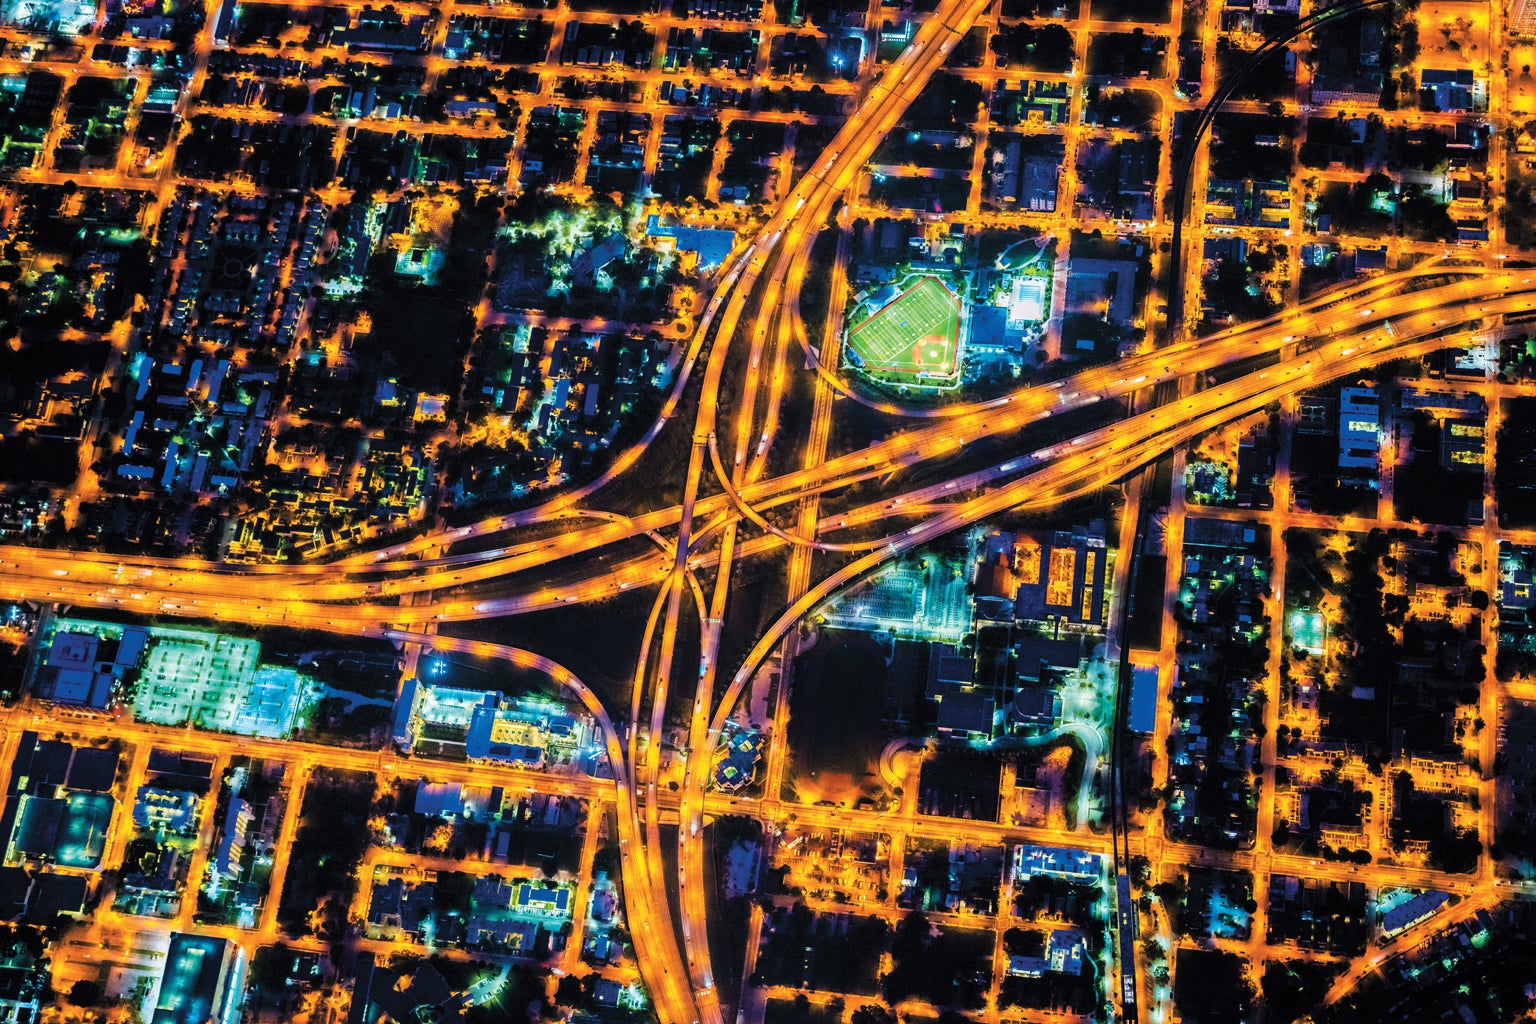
[1174,948,1253,1024]
[788,630,889,784]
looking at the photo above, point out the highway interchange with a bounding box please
[1,0,1531,1020]
[0,228,1528,1024]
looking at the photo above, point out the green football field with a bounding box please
[847,276,961,377]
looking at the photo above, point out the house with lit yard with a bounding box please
[713,730,763,792]
[133,787,200,834]
[366,871,438,943]
[0,949,42,1024]
[470,877,574,953]
[516,883,570,917]
[1008,928,1090,978]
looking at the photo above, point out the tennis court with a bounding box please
[847,276,962,378]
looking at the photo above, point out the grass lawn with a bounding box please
[847,276,961,379]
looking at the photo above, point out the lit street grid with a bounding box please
[0,0,1528,1023]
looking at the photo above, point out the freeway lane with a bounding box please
[0,275,1505,1016]
[0,267,1507,610]
[664,0,1000,1012]
[0,0,1521,1014]
[692,297,1520,801]
[383,629,705,1024]
[1,278,1529,634]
